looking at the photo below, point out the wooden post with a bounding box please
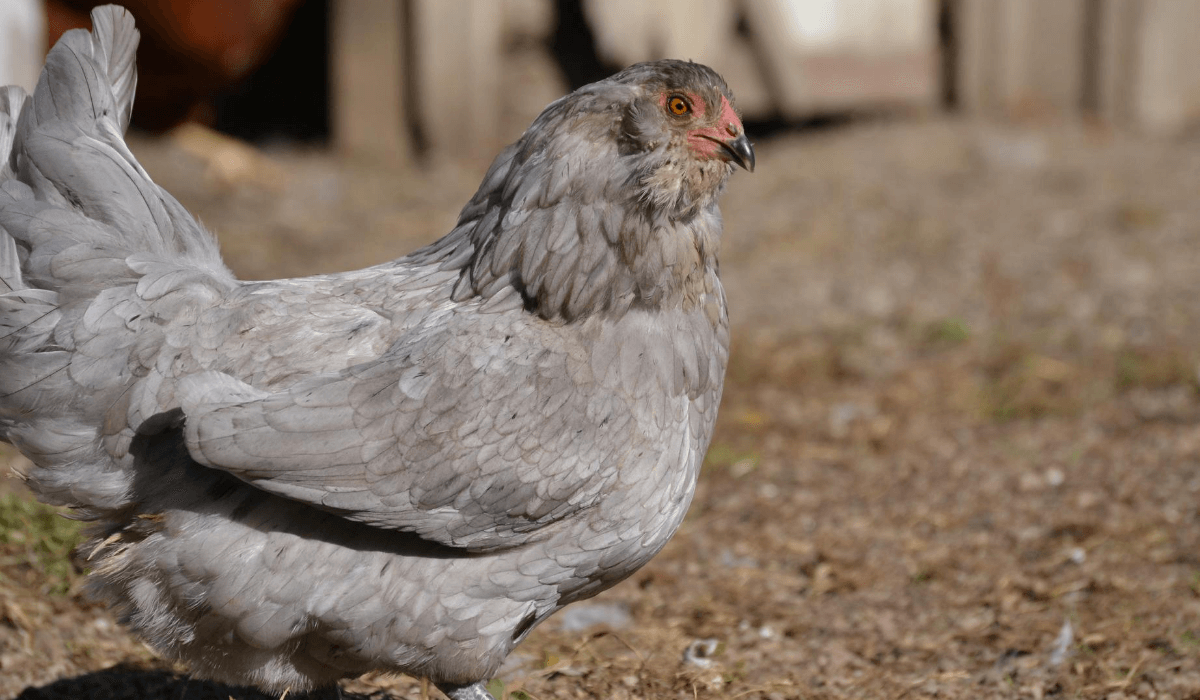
[954,0,1087,119]
[742,0,938,117]
[582,0,771,116]
[410,0,503,158]
[331,0,410,161]
[1094,0,1139,127]
[1120,0,1200,133]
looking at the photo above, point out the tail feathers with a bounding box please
[0,233,60,353]
[0,184,141,298]
[0,225,24,291]
[85,5,139,134]
[8,4,230,279]
[0,6,230,512]
[23,5,137,140]
[0,86,27,178]
[21,120,187,259]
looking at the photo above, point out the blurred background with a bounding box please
[6,0,1200,151]
[3,2,1200,700]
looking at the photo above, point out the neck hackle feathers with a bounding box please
[432,60,754,323]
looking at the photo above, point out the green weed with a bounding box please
[925,317,970,346]
[0,492,84,595]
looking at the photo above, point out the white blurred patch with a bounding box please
[1047,619,1074,668]
[0,0,44,92]
[776,0,931,52]
[556,601,632,632]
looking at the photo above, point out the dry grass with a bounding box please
[4,118,1200,699]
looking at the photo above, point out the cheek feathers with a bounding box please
[686,95,743,161]
[715,95,739,131]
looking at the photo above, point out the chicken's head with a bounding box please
[446,59,753,321]
[609,60,754,218]
[488,60,754,224]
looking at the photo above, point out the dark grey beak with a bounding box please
[721,134,755,172]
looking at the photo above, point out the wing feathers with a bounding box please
[177,312,684,553]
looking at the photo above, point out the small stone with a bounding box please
[555,602,631,632]
[683,638,720,668]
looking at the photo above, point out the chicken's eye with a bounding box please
[667,95,690,116]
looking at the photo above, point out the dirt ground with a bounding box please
[3,116,1200,699]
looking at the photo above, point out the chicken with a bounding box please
[0,6,753,699]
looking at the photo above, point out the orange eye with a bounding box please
[667,95,690,116]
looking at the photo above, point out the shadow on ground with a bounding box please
[14,666,385,700]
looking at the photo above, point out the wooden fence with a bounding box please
[953,0,1200,134]
[331,0,940,159]
[6,0,1198,157]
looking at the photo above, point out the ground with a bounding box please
[2,117,1200,699]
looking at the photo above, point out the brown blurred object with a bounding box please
[46,0,304,130]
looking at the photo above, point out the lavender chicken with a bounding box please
[0,6,753,699]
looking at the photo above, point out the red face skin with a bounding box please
[659,91,745,161]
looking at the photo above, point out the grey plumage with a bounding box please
[0,5,752,696]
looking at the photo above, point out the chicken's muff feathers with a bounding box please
[428,59,741,322]
[0,7,749,697]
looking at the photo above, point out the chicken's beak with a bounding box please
[720,134,755,172]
